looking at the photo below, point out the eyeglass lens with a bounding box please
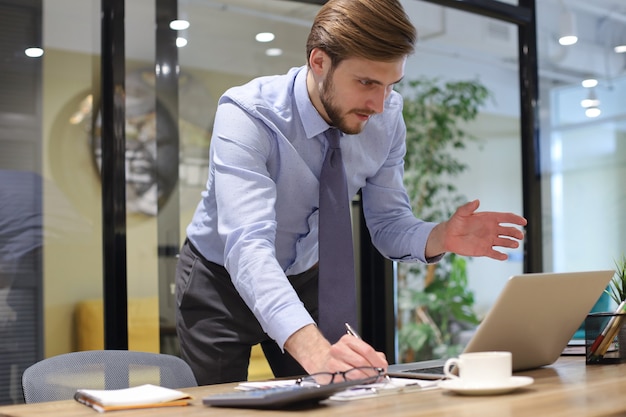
[300,367,383,386]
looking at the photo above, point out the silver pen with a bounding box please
[345,322,362,339]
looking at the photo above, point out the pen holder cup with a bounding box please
[585,312,626,365]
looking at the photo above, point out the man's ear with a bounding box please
[308,48,329,77]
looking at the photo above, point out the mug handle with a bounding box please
[443,358,460,379]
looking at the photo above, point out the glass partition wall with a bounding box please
[393,1,525,362]
[536,0,626,302]
[2,0,624,404]
[544,79,626,275]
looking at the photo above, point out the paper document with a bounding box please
[74,384,192,413]
[235,377,437,402]
[329,377,438,401]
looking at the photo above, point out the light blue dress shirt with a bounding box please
[186,66,438,348]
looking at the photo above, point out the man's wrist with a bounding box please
[284,324,331,374]
[425,221,447,259]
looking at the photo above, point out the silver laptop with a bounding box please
[387,270,614,379]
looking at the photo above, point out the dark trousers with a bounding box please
[175,239,319,385]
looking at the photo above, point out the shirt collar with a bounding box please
[294,66,331,140]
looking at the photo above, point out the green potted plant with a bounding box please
[606,255,626,359]
[396,77,490,362]
[606,255,626,306]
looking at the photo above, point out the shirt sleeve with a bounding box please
[361,105,442,264]
[211,100,315,349]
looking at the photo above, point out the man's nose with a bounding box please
[367,89,386,114]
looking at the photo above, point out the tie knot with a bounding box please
[326,128,341,149]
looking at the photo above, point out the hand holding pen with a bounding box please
[341,322,388,371]
[345,322,392,382]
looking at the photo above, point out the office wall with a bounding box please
[41,48,248,356]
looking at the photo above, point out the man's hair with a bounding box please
[306,0,417,66]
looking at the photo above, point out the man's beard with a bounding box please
[319,71,370,135]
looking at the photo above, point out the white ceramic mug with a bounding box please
[443,351,512,387]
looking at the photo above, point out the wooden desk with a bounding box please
[2,357,625,417]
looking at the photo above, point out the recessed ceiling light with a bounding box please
[580,88,599,108]
[25,47,44,58]
[558,8,577,46]
[255,32,275,43]
[581,79,597,88]
[170,19,190,30]
[585,107,601,118]
[265,48,283,57]
[614,45,626,54]
[558,35,578,46]
[580,98,600,108]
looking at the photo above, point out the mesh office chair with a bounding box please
[21,350,197,403]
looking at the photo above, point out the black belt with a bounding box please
[185,238,226,272]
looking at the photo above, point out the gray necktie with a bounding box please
[318,128,357,343]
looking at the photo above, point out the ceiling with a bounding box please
[43,0,626,86]
[537,0,626,83]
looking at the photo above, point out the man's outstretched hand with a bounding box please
[425,200,527,261]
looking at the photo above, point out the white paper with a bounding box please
[236,377,438,401]
[329,377,439,401]
[235,380,298,391]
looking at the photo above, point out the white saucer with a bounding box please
[438,376,534,396]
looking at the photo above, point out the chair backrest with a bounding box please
[21,350,197,403]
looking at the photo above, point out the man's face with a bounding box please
[318,56,406,135]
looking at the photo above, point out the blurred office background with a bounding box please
[0,0,624,404]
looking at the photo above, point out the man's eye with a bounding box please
[360,80,373,86]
